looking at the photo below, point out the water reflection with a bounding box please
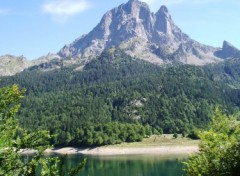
[64,154,186,176]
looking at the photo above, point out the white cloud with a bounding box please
[42,0,91,22]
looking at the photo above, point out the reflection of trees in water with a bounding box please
[64,155,185,176]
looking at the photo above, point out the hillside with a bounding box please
[1,49,240,146]
[1,0,240,147]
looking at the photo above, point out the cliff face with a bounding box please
[58,0,221,65]
[215,41,240,59]
[1,0,240,77]
[0,55,32,76]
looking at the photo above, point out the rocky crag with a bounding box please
[1,0,239,76]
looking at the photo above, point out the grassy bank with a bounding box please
[105,134,199,148]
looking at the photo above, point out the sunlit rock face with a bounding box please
[58,0,221,65]
[2,0,240,76]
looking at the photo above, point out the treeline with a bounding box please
[0,50,162,95]
[52,122,153,147]
[1,49,240,146]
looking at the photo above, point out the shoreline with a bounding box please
[40,145,199,156]
[19,135,200,156]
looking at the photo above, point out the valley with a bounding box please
[1,0,240,175]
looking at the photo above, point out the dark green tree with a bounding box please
[184,108,240,176]
[0,85,85,176]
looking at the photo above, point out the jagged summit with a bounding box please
[0,55,32,76]
[158,5,169,14]
[58,0,220,65]
[223,41,239,51]
[215,41,240,59]
[1,0,239,76]
[58,0,154,58]
[125,0,149,8]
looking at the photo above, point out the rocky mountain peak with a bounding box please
[1,0,240,77]
[215,40,240,59]
[58,0,154,59]
[154,5,175,36]
[123,0,150,19]
[0,55,33,76]
[158,5,169,14]
[57,0,224,66]
[125,0,149,8]
[223,41,238,51]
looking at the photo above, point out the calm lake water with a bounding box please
[63,154,186,176]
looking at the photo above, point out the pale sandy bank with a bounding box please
[43,145,199,156]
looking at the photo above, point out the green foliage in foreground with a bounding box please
[184,108,240,176]
[0,85,85,176]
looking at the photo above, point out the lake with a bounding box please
[63,154,187,176]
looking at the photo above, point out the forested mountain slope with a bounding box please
[1,49,240,146]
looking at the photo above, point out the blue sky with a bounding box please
[0,0,239,60]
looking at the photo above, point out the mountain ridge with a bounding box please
[1,0,240,76]
[58,0,220,65]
